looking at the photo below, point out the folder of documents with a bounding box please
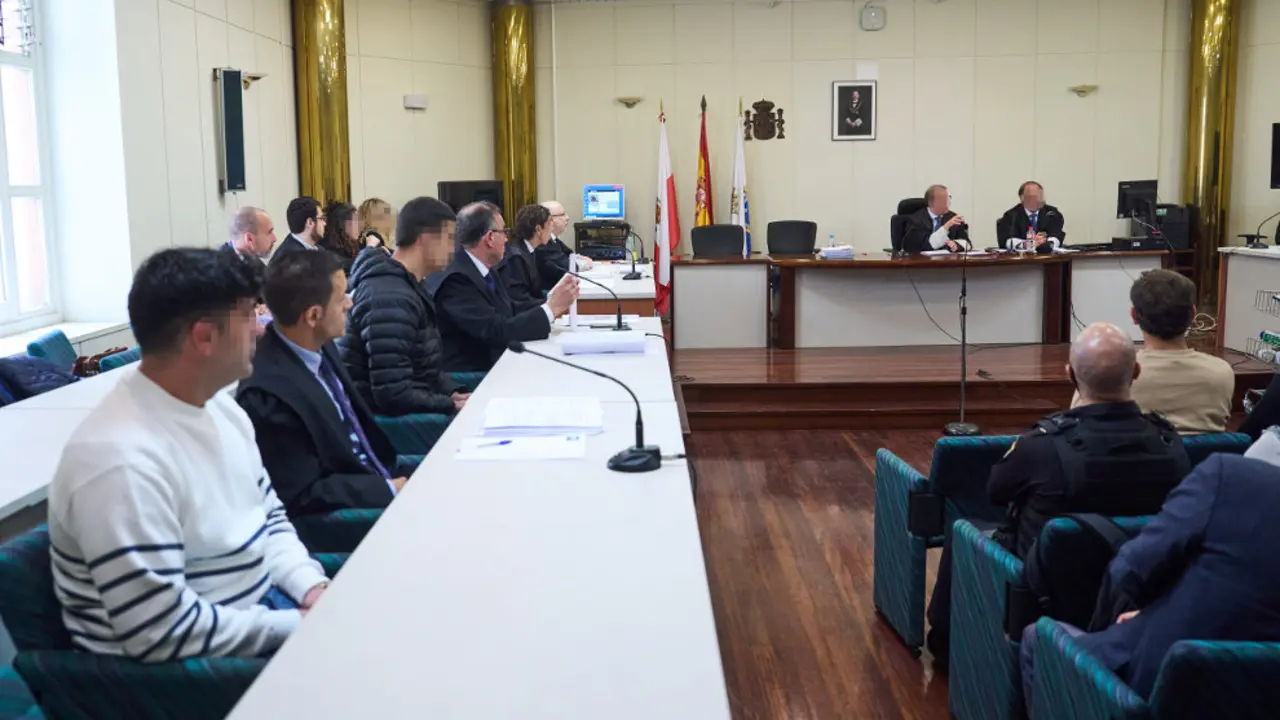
[559,331,646,355]
[481,397,605,436]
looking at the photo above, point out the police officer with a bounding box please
[925,322,1190,662]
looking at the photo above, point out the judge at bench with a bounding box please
[998,181,1066,251]
[902,184,971,253]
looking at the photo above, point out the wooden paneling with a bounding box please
[578,298,654,317]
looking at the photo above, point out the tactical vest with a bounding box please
[1021,409,1191,543]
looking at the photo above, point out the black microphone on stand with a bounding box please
[507,341,661,473]
[566,269,631,331]
[1239,209,1280,249]
[943,251,980,437]
[622,231,643,280]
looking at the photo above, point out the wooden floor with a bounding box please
[690,428,1005,719]
[675,344,1273,431]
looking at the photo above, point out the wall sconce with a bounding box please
[1068,84,1098,97]
[616,97,643,109]
[242,73,267,90]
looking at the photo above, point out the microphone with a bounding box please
[507,341,661,473]
[622,231,643,280]
[1239,209,1280,249]
[566,269,630,331]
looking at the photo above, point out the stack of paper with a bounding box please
[560,330,645,355]
[818,245,855,260]
[555,314,641,328]
[481,397,604,437]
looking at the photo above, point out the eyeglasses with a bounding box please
[490,228,509,236]
[550,212,568,218]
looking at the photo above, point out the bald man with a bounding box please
[534,200,592,292]
[224,206,277,262]
[924,322,1191,662]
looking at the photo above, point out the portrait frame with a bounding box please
[831,80,877,142]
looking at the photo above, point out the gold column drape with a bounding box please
[491,0,536,218]
[292,0,351,205]
[1182,0,1241,306]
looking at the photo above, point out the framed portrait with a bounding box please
[832,81,876,141]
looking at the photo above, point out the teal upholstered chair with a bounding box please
[1032,617,1280,719]
[98,347,140,372]
[372,372,484,456]
[0,527,346,719]
[949,516,1151,720]
[290,508,382,553]
[872,432,1251,654]
[0,668,40,719]
[24,331,75,373]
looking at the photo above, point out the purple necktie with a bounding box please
[318,357,390,479]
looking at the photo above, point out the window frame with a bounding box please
[0,0,59,335]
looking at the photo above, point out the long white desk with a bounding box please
[1218,246,1280,354]
[229,322,729,719]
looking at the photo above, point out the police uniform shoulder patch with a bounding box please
[1003,439,1018,458]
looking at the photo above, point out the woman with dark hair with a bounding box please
[358,197,395,252]
[319,201,360,272]
[497,204,552,314]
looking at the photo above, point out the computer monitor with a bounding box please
[437,180,504,216]
[1116,180,1158,221]
[583,185,625,220]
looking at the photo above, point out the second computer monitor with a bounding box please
[1117,180,1157,221]
[583,184,625,220]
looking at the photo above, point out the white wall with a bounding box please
[345,0,495,209]
[1229,0,1280,244]
[536,0,1191,254]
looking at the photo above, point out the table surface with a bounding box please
[0,406,92,517]
[1219,246,1280,260]
[6,370,124,410]
[228,320,729,719]
[578,262,656,301]
[770,249,1167,269]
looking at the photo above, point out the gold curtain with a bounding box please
[491,0,536,218]
[293,0,351,205]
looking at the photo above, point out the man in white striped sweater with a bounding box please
[48,248,331,661]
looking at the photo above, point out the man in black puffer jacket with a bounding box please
[339,197,469,417]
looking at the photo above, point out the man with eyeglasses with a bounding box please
[273,197,328,263]
[432,202,580,372]
[536,200,593,292]
[902,184,971,254]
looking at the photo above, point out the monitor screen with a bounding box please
[1272,123,1280,189]
[583,185,625,219]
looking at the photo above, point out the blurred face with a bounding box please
[318,270,351,343]
[531,219,553,247]
[1021,183,1043,211]
[547,204,570,236]
[307,210,327,241]
[343,215,360,242]
[928,187,950,215]
[423,220,457,269]
[372,202,394,237]
[188,299,259,386]
[248,211,277,257]
[850,91,861,108]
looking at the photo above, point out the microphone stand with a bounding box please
[944,249,980,437]
[622,232,643,281]
[508,342,661,473]
[1239,209,1280,249]
[567,269,631,331]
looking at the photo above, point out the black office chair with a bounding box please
[889,198,927,253]
[766,221,817,255]
[691,225,745,258]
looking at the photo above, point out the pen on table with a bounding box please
[477,440,513,448]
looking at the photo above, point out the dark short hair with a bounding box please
[286,196,321,234]
[395,196,457,248]
[128,248,264,355]
[511,204,550,245]
[1130,269,1197,340]
[925,184,947,203]
[1018,181,1043,197]
[263,250,346,326]
[456,201,501,249]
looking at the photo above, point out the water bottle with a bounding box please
[828,233,836,248]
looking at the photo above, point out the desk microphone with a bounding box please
[507,341,661,473]
[566,269,630,331]
[1239,209,1280,249]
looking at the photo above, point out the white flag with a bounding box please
[730,108,751,258]
[654,107,680,315]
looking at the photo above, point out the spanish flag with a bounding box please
[694,96,714,227]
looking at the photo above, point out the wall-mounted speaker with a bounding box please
[214,68,246,194]
[1271,123,1280,190]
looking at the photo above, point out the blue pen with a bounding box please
[477,440,513,448]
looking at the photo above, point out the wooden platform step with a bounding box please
[685,398,1058,431]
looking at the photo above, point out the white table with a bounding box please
[1069,253,1164,341]
[0,407,92,518]
[576,262,656,318]
[1218,246,1280,354]
[671,260,770,349]
[228,323,729,720]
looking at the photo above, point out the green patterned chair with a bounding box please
[24,331,76,374]
[0,527,345,720]
[1032,617,1280,719]
[98,347,140,372]
[873,432,1251,654]
[372,372,483,455]
[290,508,382,553]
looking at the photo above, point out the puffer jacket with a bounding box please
[338,248,459,416]
[0,355,78,407]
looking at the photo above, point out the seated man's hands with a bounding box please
[546,275,581,318]
[452,392,471,411]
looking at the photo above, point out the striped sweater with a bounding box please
[48,369,328,661]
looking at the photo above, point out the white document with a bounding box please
[920,249,953,257]
[555,314,642,328]
[481,396,604,437]
[560,330,645,355]
[456,434,587,461]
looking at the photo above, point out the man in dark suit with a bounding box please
[222,206,276,261]
[902,184,970,253]
[497,204,550,314]
[997,181,1066,251]
[432,201,579,372]
[1022,453,1280,705]
[340,196,468,417]
[534,200,592,293]
[271,196,327,263]
[237,250,411,518]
